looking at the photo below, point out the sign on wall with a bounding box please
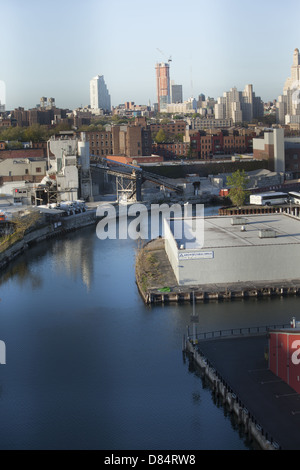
[178,251,214,260]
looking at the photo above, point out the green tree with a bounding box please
[154,128,167,144]
[226,170,249,208]
[6,140,23,149]
[48,122,72,136]
[22,124,48,142]
[174,133,184,142]
[0,126,24,142]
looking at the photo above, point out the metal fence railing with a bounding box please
[188,323,290,341]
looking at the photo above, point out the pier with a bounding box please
[183,328,300,450]
[136,238,300,305]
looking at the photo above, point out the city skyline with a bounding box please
[1,0,300,110]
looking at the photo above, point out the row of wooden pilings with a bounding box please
[184,338,280,451]
[145,285,300,305]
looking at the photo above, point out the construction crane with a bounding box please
[156,48,172,63]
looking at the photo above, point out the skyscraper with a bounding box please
[90,75,111,113]
[171,82,183,104]
[155,63,170,112]
[276,48,300,125]
[214,85,263,123]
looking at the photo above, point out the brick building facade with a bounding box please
[189,130,254,159]
[86,121,152,158]
[150,120,186,136]
[0,147,47,160]
[152,141,190,159]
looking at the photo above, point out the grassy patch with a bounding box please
[0,211,41,254]
[136,246,163,292]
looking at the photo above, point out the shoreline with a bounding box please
[0,209,97,271]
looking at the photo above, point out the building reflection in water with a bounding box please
[0,258,42,290]
[50,235,94,291]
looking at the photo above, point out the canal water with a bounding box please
[0,208,297,450]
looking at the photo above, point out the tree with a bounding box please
[174,133,184,142]
[6,140,23,149]
[22,124,48,142]
[226,170,249,208]
[154,129,167,144]
[0,126,24,142]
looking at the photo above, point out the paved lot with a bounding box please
[198,335,300,450]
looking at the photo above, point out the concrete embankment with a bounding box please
[0,209,97,270]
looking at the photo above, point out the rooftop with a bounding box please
[178,213,300,249]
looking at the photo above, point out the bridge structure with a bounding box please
[90,155,182,202]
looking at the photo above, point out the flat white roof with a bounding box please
[176,213,300,249]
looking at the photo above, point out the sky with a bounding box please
[1,0,300,110]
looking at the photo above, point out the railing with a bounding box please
[189,323,290,341]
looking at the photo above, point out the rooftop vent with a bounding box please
[231,217,247,226]
[259,229,276,239]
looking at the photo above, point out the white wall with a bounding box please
[0,159,46,176]
[273,128,285,173]
[175,243,300,286]
[164,218,179,282]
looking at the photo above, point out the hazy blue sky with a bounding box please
[1,0,300,110]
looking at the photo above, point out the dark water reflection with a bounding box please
[0,210,297,450]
